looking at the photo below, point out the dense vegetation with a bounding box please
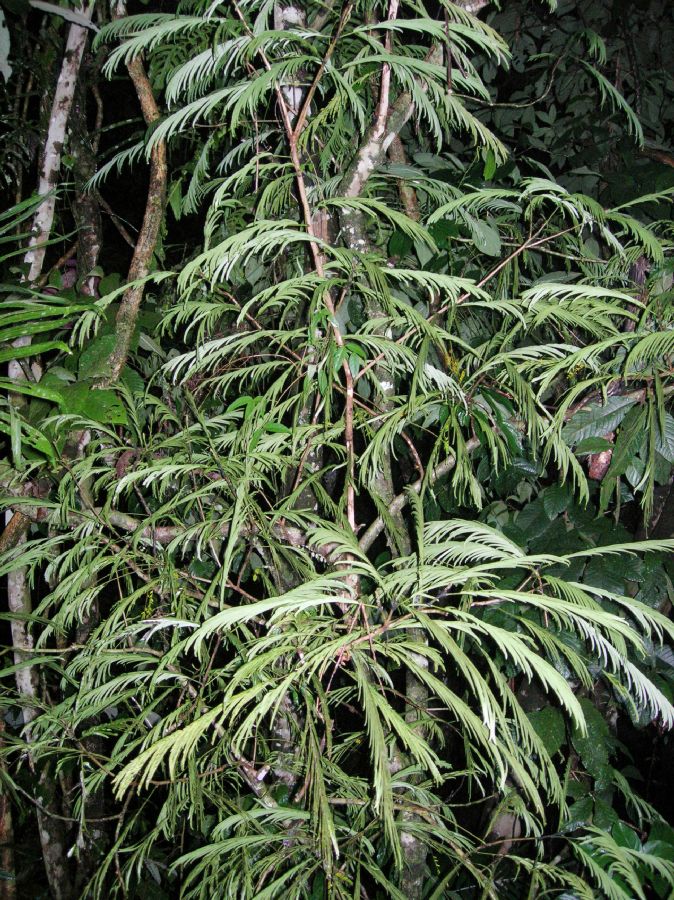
[0,0,673,897]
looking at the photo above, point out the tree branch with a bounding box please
[338,43,443,201]
[98,35,166,385]
[1,439,476,564]
[358,439,481,553]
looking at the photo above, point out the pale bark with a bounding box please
[274,3,307,123]
[338,0,488,199]
[460,0,489,12]
[95,0,167,386]
[6,10,94,899]
[338,45,443,202]
[20,3,95,292]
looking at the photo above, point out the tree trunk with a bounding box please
[99,3,167,385]
[7,7,94,898]
[0,720,16,900]
[334,2,432,888]
[20,3,95,290]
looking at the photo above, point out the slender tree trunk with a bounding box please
[6,8,94,898]
[0,720,16,900]
[336,31,431,900]
[99,0,167,385]
[274,0,333,517]
[72,77,103,297]
[19,3,95,291]
[335,2,494,888]
[337,5,490,889]
[69,79,108,893]
[96,50,166,383]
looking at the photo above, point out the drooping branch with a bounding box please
[0,491,333,556]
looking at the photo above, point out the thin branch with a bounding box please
[353,222,578,387]
[97,192,136,248]
[375,0,398,137]
[35,243,78,289]
[456,51,566,110]
[11,782,119,825]
[91,81,104,155]
[233,0,357,533]
[292,2,353,140]
[358,438,481,553]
